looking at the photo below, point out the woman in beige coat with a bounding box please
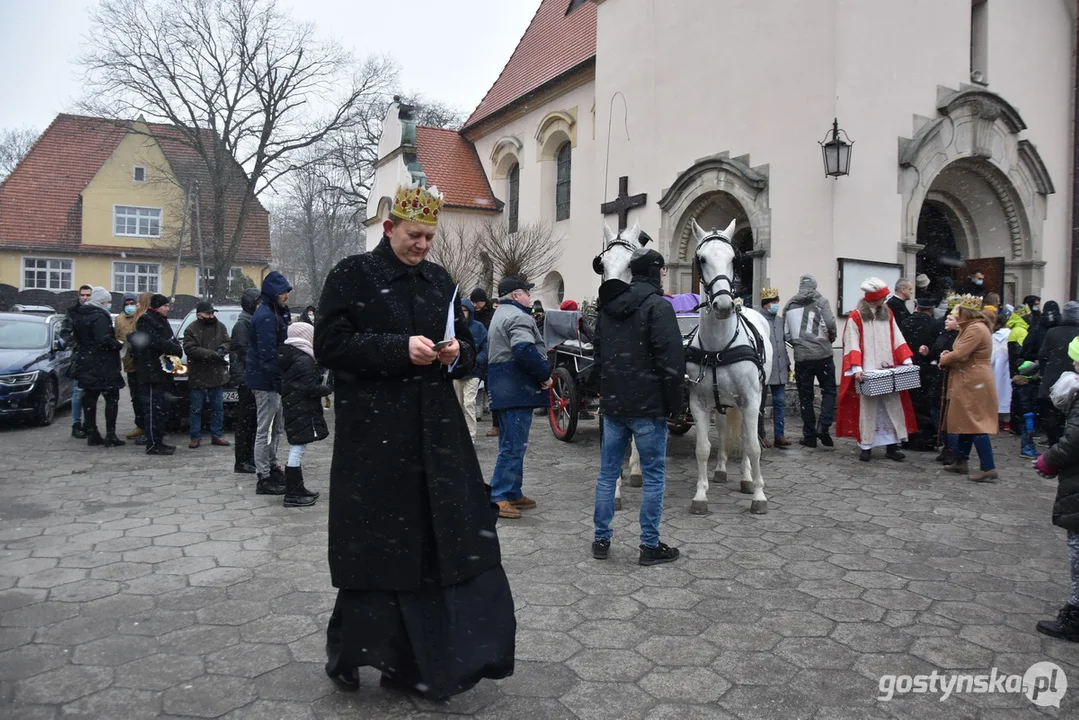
[939,300,999,481]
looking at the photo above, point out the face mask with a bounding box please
[124,305,136,316]
[104,305,112,313]
[1033,305,1040,312]
[973,279,983,286]
[767,304,779,315]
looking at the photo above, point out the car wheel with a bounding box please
[34,377,57,427]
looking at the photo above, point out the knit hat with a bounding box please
[1063,301,1079,325]
[1070,337,1079,363]
[122,292,138,304]
[470,287,488,304]
[559,300,579,311]
[87,287,112,312]
[150,294,170,309]
[287,321,314,344]
[915,274,930,290]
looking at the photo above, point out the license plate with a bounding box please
[223,390,239,403]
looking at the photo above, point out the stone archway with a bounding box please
[658,152,771,297]
[899,85,1055,299]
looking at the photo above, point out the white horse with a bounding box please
[686,219,772,515]
[593,222,650,510]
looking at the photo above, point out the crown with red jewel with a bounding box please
[390,179,444,226]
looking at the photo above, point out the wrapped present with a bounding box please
[855,365,921,397]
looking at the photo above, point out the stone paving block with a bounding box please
[717,684,820,720]
[239,614,317,644]
[121,572,189,596]
[221,700,318,720]
[196,600,271,626]
[205,642,290,678]
[516,605,584,632]
[17,567,88,589]
[0,643,70,681]
[561,680,657,720]
[33,615,117,646]
[48,579,120,603]
[1,601,79,627]
[908,636,994,669]
[114,653,204,691]
[638,666,730,703]
[514,630,581,663]
[699,624,782,653]
[160,625,241,656]
[118,610,196,637]
[59,687,162,719]
[637,635,719,666]
[13,665,113,704]
[72,634,158,666]
[162,673,257,717]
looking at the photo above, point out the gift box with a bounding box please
[855,365,921,397]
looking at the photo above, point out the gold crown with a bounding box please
[948,294,983,315]
[761,287,779,301]
[390,181,444,226]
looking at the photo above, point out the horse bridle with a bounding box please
[695,232,743,307]
[592,239,638,276]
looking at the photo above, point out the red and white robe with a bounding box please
[836,303,917,448]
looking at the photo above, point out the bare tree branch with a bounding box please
[476,219,563,287]
[0,127,39,182]
[427,220,482,291]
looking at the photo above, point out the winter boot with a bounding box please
[283,466,318,507]
[256,474,286,495]
[86,428,105,446]
[1020,412,1038,458]
[103,433,126,447]
[71,422,87,439]
[1036,603,1079,642]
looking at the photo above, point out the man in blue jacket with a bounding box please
[454,298,488,441]
[486,276,551,519]
[245,271,292,495]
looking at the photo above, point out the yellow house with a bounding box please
[0,114,271,300]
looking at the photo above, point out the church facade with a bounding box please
[367,0,1075,310]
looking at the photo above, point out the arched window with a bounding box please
[556,143,571,222]
[507,163,520,233]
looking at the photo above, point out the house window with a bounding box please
[197,267,244,297]
[567,0,589,14]
[555,142,571,222]
[970,0,988,83]
[114,206,161,237]
[507,163,520,233]
[113,262,160,293]
[133,166,146,182]
[22,258,73,290]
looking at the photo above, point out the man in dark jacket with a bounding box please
[73,287,126,447]
[246,271,292,494]
[886,278,913,325]
[900,297,944,450]
[1038,301,1079,445]
[487,276,551,519]
[183,301,232,449]
[314,181,512,699]
[591,248,685,567]
[470,288,495,328]
[230,288,261,473]
[454,298,488,441]
[783,274,838,447]
[132,294,183,455]
[62,284,94,439]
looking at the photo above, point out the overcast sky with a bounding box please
[0,0,539,131]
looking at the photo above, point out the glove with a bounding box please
[1018,360,1037,376]
[1034,454,1057,479]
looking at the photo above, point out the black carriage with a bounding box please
[543,310,599,442]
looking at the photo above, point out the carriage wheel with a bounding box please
[667,419,692,436]
[548,367,578,442]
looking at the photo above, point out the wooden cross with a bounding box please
[600,176,647,231]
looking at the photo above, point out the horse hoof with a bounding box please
[614,497,622,511]
[750,500,769,515]
[740,480,755,495]
[712,470,728,484]
[629,473,643,488]
[690,500,709,515]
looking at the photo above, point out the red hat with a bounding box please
[559,300,579,311]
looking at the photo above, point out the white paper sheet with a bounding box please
[445,285,458,341]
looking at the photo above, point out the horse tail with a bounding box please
[727,406,744,459]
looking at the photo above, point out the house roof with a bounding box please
[0,114,271,263]
[414,126,499,211]
[462,0,597,131]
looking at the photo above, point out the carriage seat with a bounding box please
[560,339,594,354]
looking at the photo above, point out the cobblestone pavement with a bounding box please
[1,403,1078,719]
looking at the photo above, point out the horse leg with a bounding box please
[628,439,643,488]
[727,406,744,462]
[690,395,712,515]
[743,399,768,514]
[712,411,728,484]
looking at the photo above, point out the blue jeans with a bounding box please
[489,408,534,503]
[594,416,669,548]
[287,443,306,468]
[189,387,224,441]
[956,433,995,471]
[71,383,81,426]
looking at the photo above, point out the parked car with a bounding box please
[168,305,244,429]
[0,312,74,426]
[168,318,183,337]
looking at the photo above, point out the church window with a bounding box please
[508,163,520,233]
[555,143,571,222]
[566,0,588,15]
[970,0,988,83]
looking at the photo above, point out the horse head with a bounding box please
[693,218,740,319]
[593,221,651,283]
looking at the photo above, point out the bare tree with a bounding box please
[0,127,39,181]
[79,0,396,301]
[476,219,563,286]
[426,220,483,291]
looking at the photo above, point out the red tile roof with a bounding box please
[414,126,499,211]
[462,0,597,131]
[0,114,271,263]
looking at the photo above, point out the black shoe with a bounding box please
[256,474,286,495]
[135,436,148,446]
[592,539,610,560]
[146,444,176,456]
[103,433,126,447]
[283,467,319,507]
[859,449,872,462]
[86,430,104,446]
[817,431,834,447]
[799,436,817,448]
[885,445,905,461]
[71,423,87,439]
[1036,603,1079,642]
[325,665,359,692]
[639,542,679,567]
[233,462,257,474]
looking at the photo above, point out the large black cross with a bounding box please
[600,176,647,231]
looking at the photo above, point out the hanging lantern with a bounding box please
[819,118,854,178]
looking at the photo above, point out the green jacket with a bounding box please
[1006,313,1029,346]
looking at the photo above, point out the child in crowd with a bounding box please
[277,322,330,508]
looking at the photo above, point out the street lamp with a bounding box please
[819,118,853,178]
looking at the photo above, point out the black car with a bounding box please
[0,312,74,426]
[168,306,244,429]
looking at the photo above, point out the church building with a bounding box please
[366,0,1075,311]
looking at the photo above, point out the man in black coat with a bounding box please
[900,297,943,450]
[591,248,686,566]
[886,278,913,325]
[132,294,183,455]
[314,182,514,700]
[73,287,126,447]
[62,284,94,439]
[1038,301,1079,445]
[470,287,495,328]
[229,288,261,473]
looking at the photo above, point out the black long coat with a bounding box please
[278,344,331,446]
[1048,391,1079,531]
[72,304,125,391]
[1038,321,1079,400]
[314,237,497,592]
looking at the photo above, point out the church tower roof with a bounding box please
[462,0,596,132]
